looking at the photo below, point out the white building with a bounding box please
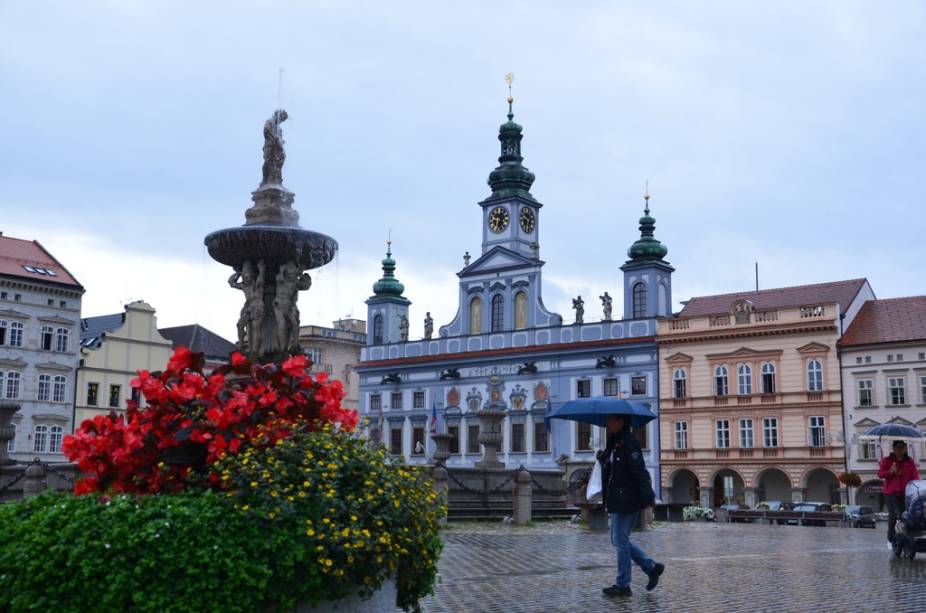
[0,234,84,461]
[840,296,926,509]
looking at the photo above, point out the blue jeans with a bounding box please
[610,512,655,588]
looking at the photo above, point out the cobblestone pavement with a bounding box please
[410,521,925,612]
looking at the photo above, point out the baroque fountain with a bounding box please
[205,110,337,359]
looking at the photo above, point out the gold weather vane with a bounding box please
[505,72,514,112]
[644,180,651,212]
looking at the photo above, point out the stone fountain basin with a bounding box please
[204,225,338,270]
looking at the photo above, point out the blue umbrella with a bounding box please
[545,397,656,431]
[859,423,924,440]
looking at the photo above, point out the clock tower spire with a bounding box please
[479,73,542,258]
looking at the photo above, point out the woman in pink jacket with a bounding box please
[878,440,920,545]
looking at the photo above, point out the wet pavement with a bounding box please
[410,521,925,612]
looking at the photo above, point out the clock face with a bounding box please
[519,207,535,233]
[488,206,509,233]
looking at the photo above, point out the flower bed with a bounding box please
[0,349,442,612]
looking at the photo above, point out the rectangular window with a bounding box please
[631,375,647,396]
[411,427,425,455]
[739,418,754,448]
[55,328,69,352]
[576,379,591,398]
[888,354,894,362]
[467,425,480,454]
[674,375,687,399]
[0,323,5,345]
[920,376,926,403]
[859,440,877,460]
[49,426,63,453]
[390,392,403,410]
[41,327,53,350]
[576,422,592,451]
[447,425,459,454]
[6,424,14,452]
[865,356,872,364]
[37,375,51,401]
[674,421,688,449]
[809,416,826,447]
[715,420,730,449]
[9,322,23,347]
[633,425,648,450]
[510,423,525,452]
[53,376,66,403]
[33,425,48,453]
[412,391,425,409]
[131,387,141,406]
[853,379,872,407]
[389,427,403,455]
[762,417,779,448]
[888,377,906,405]
[87,383,99,406]
[603,378,619,397]
[370,394,381,411]
[109,385,121,408]
[534,421,549,452]
[855,357,862,364]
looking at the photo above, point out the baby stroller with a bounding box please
[893,480,926,559]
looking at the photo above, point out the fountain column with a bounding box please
[204,109,337,361]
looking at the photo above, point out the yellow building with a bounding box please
[75,301,173,426]
[658,279,873,508]
[298,318,365,411]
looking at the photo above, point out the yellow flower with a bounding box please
[322,518,330,524]
[241,505,250,511]
[306,529,315,537]
[250,481,258,488]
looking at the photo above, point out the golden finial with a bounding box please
[505,72,514,113]
[387,229,392,256]
[643,180,651,213]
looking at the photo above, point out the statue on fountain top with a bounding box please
[261,109,289,186]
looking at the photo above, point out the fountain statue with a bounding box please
[205,109,338,360]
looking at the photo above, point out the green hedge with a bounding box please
[0,491,286,612]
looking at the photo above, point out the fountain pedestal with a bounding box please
[475,408,505,469]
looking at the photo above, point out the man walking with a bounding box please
[878,440,920,547]
[598,414,665,597]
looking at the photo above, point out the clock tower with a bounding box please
[479,98,542,259]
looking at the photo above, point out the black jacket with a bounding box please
[599,430,655,514]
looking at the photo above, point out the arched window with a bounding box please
[514,291,528,330]
[737,364,753,395]
[5,372,21,399]
[41,326,54,351]
[761,362,776,394]
[490,295,504,332]
[49,425,64,454]
[372,314,383,345]
[33,425,48,453]
[37,374,51,401]
[632,283,647,318]
[55,328,69,352]
[714,365,729,396]
[673,368,687,399]
[53,375,67,403]
[807,359,823,392]
[469,297,482,335]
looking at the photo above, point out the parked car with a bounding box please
[756,500,795,524]
[718,503,752,523]
[791,502,834,527]
[844,505,877,529]
[756,501,794,511]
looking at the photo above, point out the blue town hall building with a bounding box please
[356,102,675,492]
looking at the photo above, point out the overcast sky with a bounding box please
[2,1,924,341]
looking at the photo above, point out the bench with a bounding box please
[726,510,764,523]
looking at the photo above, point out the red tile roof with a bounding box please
[0,234,83,288]
[679,278,867,318]
[840,296,926,346]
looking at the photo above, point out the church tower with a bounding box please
[620,191,674,318]
[365,242,411,345]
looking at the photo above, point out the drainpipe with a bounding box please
[836,316,850,504]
